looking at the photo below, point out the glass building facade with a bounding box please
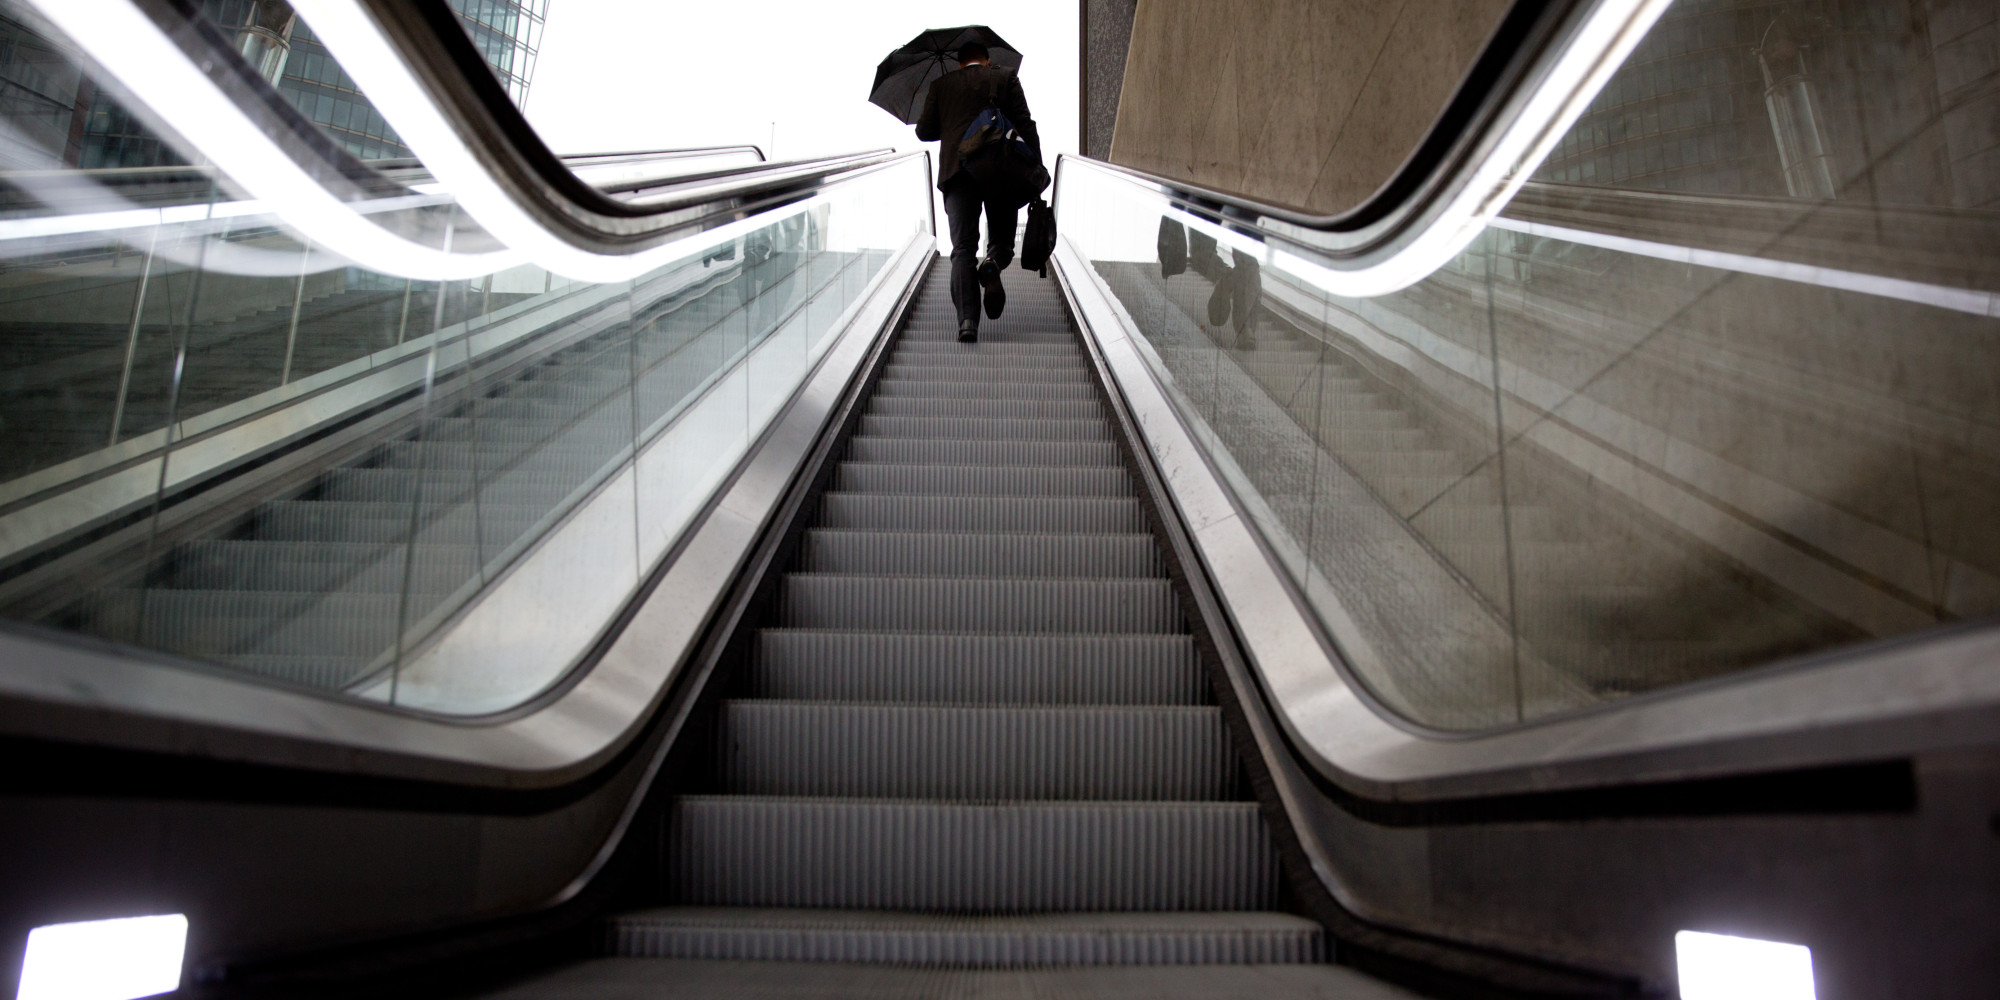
[449,0,547,108]
[0,11,88,169]
[44,0,549,167]
[273,20,414,160]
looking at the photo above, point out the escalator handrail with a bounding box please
[1055,0,1675,297]
[286,0,895,268]
[19,0,907,280]
[0,148,901,248]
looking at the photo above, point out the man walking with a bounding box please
[916,41,1040,342]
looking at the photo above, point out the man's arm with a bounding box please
[915,79,941,142]
[1004,74,1040,155]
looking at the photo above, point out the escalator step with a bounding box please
[746,630,1203,705]
[607,908,1324,966]
[856,415,1112,441]
[165,540,474,593]
[829,463,1133,498]
[881,364,1093,384]
[252,501,544,543]
[844,438,1119,467]
[78,590,401,657]
[870,379,1098,401]
[898,330,1077,346]
[816,493,1144,533]
[797,529,1159,577]
[717,702,1235,800]
[667,798,1278,911]
[774,575,1180,633]
[893,340,1080,356]
[865,397,1105,421]
[885,353,1087,371]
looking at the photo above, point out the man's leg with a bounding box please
[942,177,984,337]
[976,192,1019,319]
[983,193,1018,269]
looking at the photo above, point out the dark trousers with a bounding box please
[942,174,1017,325]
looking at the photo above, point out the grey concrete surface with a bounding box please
[1107,0,1511,214]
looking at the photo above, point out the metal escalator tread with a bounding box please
[611,909,1324,965]
[619,263,1321,967]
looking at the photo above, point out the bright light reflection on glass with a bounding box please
[1676,930,1815,1000]
[16,915,187,1000]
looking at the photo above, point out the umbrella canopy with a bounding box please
[869,25,1022,125]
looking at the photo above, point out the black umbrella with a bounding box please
[868,25,1022,125]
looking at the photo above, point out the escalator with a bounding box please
[9,246,861,691]
[2,2,1997,999]
[606,265,1315,964]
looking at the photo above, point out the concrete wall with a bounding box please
[1107,0,1512,215]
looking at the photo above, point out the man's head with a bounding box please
[957,41,989,66]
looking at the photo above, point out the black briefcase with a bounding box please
[1020,198,1056,276]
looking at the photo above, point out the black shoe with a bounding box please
[977,257,1006,319]
[957,319,978,342]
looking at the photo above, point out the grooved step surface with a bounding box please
[845,438,1120,467]
[667,798,1279,911]
[719,702,1236,799]
[797,530,1161,577]
[894,341,1081,356]
[473,959,1421,998]
[867,397,1109,420]
[884,353,1088,370]
[817,494,1145,533]
[607,909,1325,966]
[872,379,1100,400]
[626,262,1305,971]
[774,575,1180,633]
[882,365,1094,384]
[830,464,1133,498]
[859,415,1113,441]
[746,631,1204,705]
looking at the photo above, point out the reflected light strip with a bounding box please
[19,0,519,281]
[1488,216,2000,317]
[0,191,452,243]
[1099,148,1999,319]
[290,0,734,283]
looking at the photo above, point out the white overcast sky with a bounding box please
[524,1,1079,168]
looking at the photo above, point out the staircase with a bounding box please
[605,261,1324,966]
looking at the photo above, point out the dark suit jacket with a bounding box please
[915,64,1039,191]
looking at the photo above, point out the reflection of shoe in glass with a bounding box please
[1231,255,1262,340]
[1207,270,1234,327]
[977,257,1006,319]
[1157,217,1188,279]
[958,319,978,342]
